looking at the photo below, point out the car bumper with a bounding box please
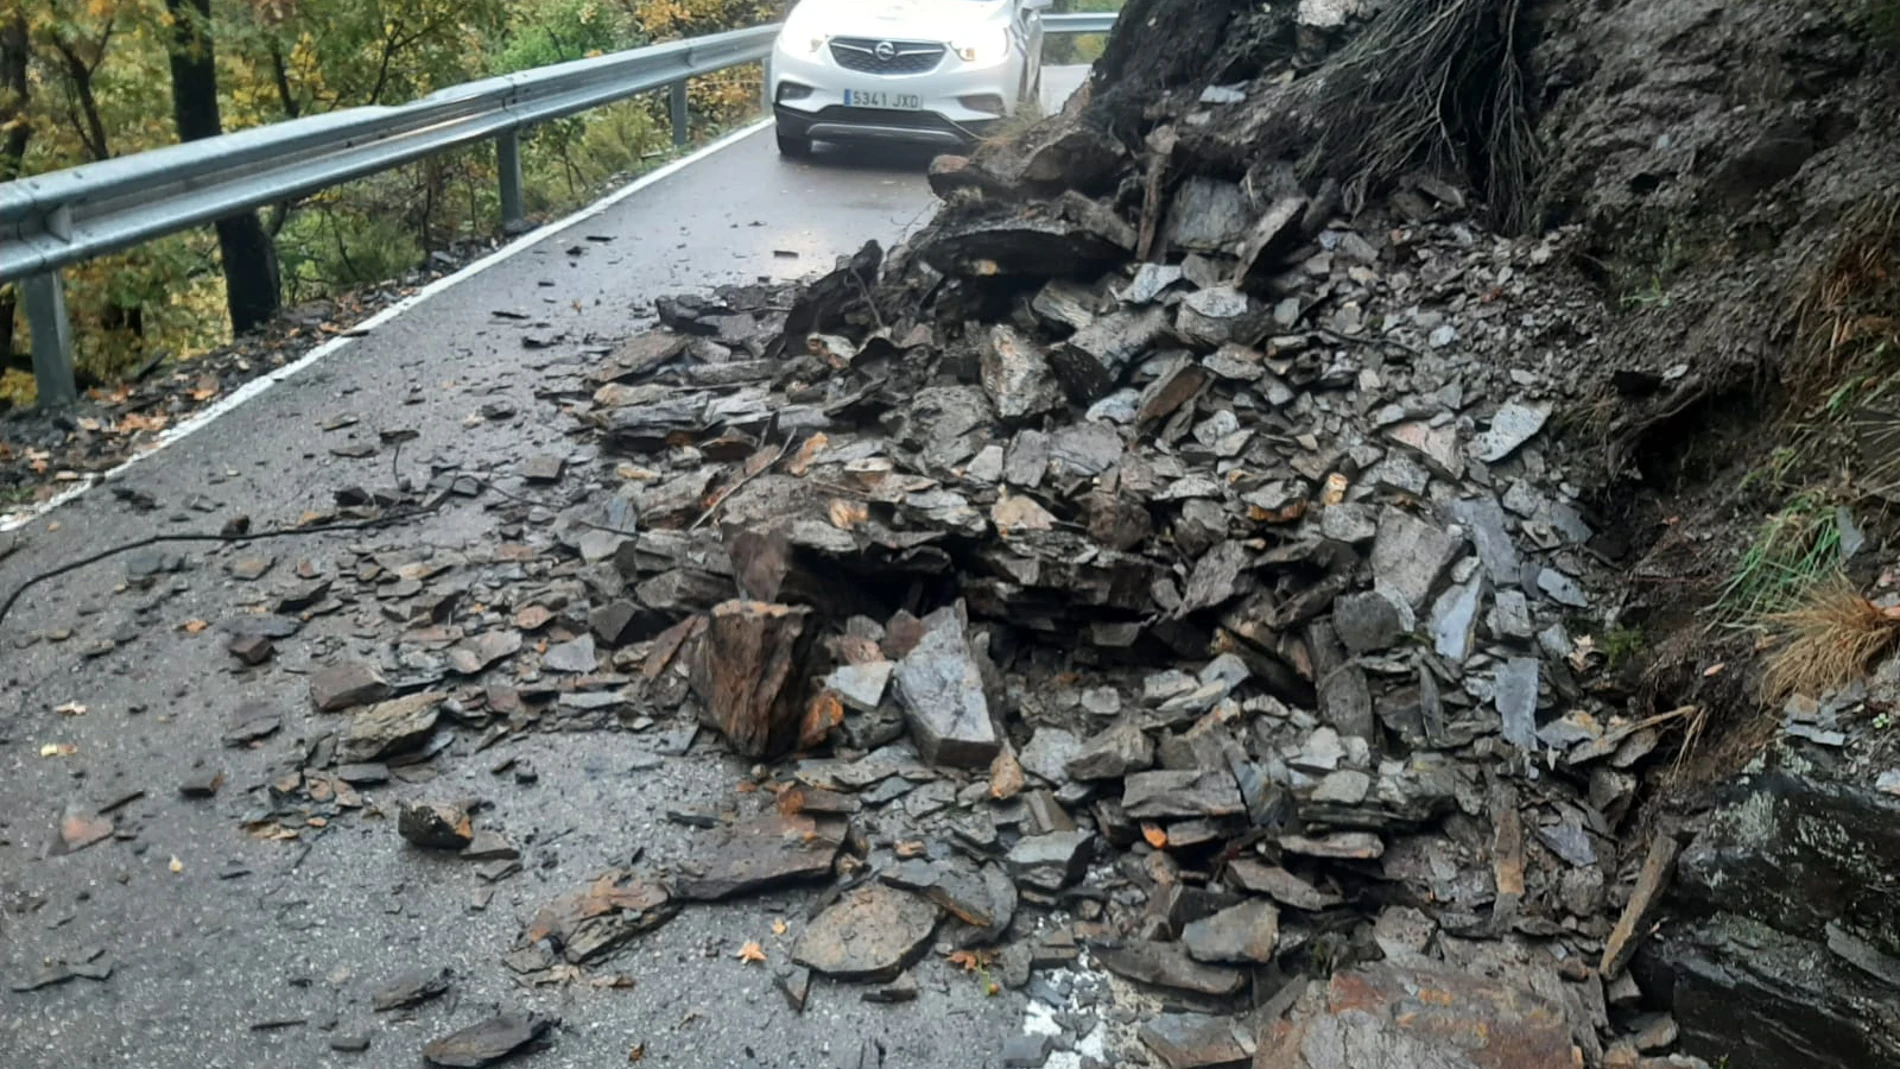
[770,42,1017,146]
[775,104,996,147]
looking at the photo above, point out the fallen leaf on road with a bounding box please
[181,619,209,634]
[40,742,76,757]
[771,919,788,936]
[627,1044,645,1063]
[1142,823,1169,849]
[168,856,184,873]
[55,702,86,717]
[947,949,994,972]
[737,941,767,964]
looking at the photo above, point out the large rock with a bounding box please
[891,604,999,767]
[1675,768,1900,959]
[1641,913,1900,1069]
[1256,964,1577,1068]
[792,884,940,982]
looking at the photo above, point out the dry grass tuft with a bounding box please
[1761,573,1900,703]
[1791,187,1900,391]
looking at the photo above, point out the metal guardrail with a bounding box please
[0,10,1117,407]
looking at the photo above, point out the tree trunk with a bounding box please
[164,0,282,335]
[3,10,32,363]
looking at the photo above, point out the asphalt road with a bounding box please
[0,69,1096,1069]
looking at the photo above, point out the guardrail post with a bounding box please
[669,80,689,147]
[496,130,526,235]
[21,272,78,408]
[761,56,772,115]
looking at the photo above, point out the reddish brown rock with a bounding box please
[1257,964,1579,1069]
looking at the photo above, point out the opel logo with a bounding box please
[874,40,896,61]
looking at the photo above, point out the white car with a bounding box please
[769,0,1050,156]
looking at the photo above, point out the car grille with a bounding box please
[829,37,946,75]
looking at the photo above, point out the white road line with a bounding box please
[2,119,772,533]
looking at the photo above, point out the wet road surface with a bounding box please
[0,71,1092,1069]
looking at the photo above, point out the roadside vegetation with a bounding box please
[0,0,775,404]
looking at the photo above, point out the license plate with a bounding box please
[844,89,921,109]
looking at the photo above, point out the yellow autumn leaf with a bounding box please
[736,941,767,964]
[771,918,788,936]
[168,856,184,874]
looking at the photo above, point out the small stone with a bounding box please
[1182,899,1279,964]
[1139,1013,1251,1069]
[1067,719,1154,781]
[422,1013,553,1068]
[1016,727,1082,786]
[330,1034,372,1053]
[1005,829,1094,892]
[1332,590,1409,653]
[178,770,224,798]
[521,454,565,483]
[398,802,474,851]
[775,966,812,1013]
[1476,402,1552,463]
[1226,860,1343,911]
[341,694,442,762]
[1278,831,1384,860]
[226,634,274,665]
[1429,575,1484,662]
[372,966,453,1012]
[1537,568,1590,608]
[826,661,894,713]
[542,635,597,673]
[1371,508,1463,609]
[1495,657,1542,750]
[862,971,920,1003]
[311,662,391,712]
[891,605,999,767]
[448,631,523,675]
[1310,769,1371,805]
[222,701,282,746]
[1002,1033,1054,1068]
[1093,941,1246,996]
[463,831,519,862]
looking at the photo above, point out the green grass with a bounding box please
[1602,625,1648,671]
[1715,494,1846,625]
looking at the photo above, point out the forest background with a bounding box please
[0,0,1118,404]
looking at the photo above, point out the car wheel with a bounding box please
[776,126,812,158]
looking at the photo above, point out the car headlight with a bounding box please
[952,28,1010,64]
[778,4,825,54]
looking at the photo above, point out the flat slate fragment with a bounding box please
[1121,769,1245,820]
[671,811,845,901]
[1093,940,1246,996]
[792,884,940,982]
[1141,1013,1252,1069]
[422,1013,553,1068]
[372,967,453,1012]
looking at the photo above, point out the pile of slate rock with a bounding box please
[365,126,1727,1067]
